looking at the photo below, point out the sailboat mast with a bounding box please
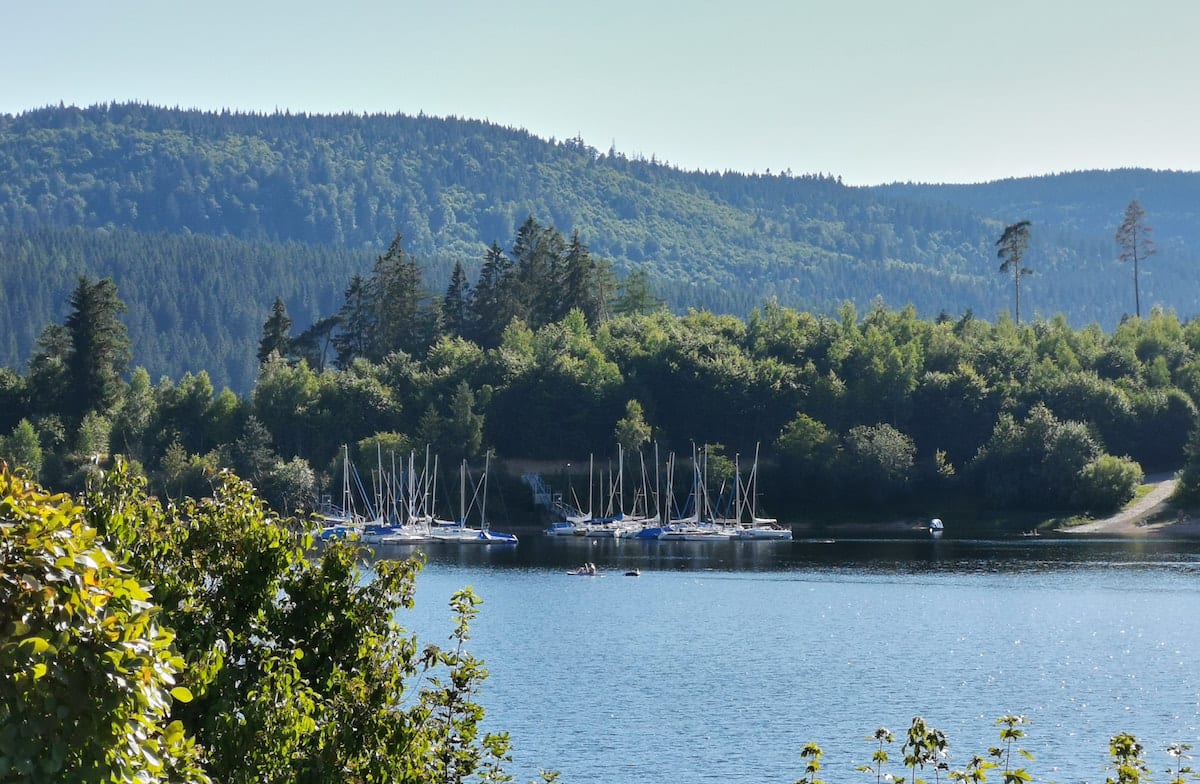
[459,458,467,526]
[618,443,625,515]
[341,444,352,519]
[654,442,661,522]
[481,451,490,531]
[734,452,741,525]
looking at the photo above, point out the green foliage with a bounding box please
[1072,454,1144,513]
[972,404,1112,509]
[996,221,1033,324]
[838,424,916,505]
[63,276,131,422]
[988,715,1034,784]
[795,742,825,784]
[9,106,1200,399]
[258,297,294,364]
[1108,733,1150,784]
[1,419,43,479]
[614,399,652,453]
[0,464,209,784]
[1116,200,1156,319]
[858,727,897,784]
[902,716,949,784]
[82,458,524,783]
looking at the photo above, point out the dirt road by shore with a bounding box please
[1060,472,1200,537]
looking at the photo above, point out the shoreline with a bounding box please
[792,473,1200,539]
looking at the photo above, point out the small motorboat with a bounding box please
[568,563,599,576]
[929,518,944,536]
[624,568,641,577]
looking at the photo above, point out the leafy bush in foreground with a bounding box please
[2,460,545,783]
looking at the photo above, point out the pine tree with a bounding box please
[257,297,293,364]
[560,230,615,325]
[468,242,518,348]
[511,216,565,328]
[441,260,471,338]
[371,232,433,359]
[612,269,665,316]
[63,276,131,422]
[1116,199,1156,319]
[291,315,340,373]
[333,274,376,367]
[996,221,1033,325]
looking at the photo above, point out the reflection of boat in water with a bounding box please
[929,518,944,536]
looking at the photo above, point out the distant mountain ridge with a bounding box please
[2,103,1199,390]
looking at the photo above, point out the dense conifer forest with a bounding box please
[6,103,1200,525]
[3,103,1200,390]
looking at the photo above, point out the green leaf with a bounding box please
[169,686,193,703]
[31,662,47,680]
[19,636,50,654]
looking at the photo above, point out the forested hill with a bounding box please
[3,102,1200,391]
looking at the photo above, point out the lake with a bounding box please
[367,534,1200,784]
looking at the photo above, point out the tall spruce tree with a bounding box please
[1116,199,1156,319]
[441,259,471,338]
[511,216,565,328]
[371,232,433,359]
[63,276,131,422]
[257,297,293,364]
[468,242,518,348]
[560,230,614,325]
[333,274,376,367]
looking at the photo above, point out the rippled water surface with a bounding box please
[370,536,1200,784]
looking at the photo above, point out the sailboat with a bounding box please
[377,450,433,544]
[319,445,362,540]
[584,446,637,538]
[659,444,733,540]
[430,452,519,545]
[544,455,594,536]
[733,443,792,540]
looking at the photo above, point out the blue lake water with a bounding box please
[366,535,1200,784]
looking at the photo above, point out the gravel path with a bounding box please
[1060,472,1200,536]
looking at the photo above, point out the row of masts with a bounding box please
[321,445,516,544]
[559,441,777,532]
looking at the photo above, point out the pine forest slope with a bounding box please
[2,103,1200,391]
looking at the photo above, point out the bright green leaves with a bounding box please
[0,464,209,784]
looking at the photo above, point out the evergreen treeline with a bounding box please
[8,262,1200,524]
[5,104,1200,391]
[0,227,376,390]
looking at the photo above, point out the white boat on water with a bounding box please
[929,517,944,536]
[431,452,519,545]
[319,445,363,539]
[658,445,734,541]
[731,445,792,540]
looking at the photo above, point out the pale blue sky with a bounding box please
[4,0,1197,185]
